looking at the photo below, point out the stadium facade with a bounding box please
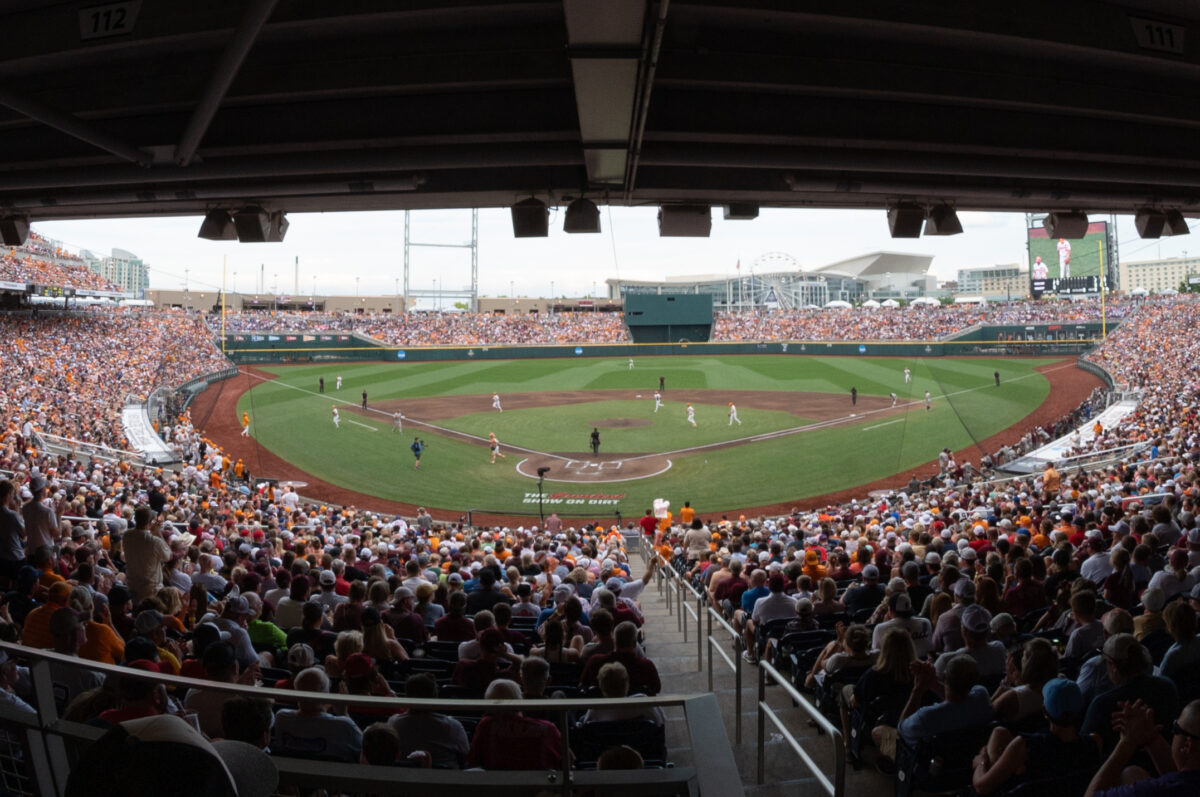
[606,251,936,309]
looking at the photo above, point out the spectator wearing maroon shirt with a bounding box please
[580,621,660,695]
[712,559,748,614]
[382,587,427,643]
[1002,558,1049,619]
[467,679,563,770]
[434,591,476,642]
[452,628,523,695]
[639,510,657,537]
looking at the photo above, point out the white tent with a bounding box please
[880,298,900,308]
[861,299,881,308]
[824,300,853,309]
[909,296,941,306]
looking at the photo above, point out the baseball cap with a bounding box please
[1190,583,1200,601]
[393,586,415,601]
[319,570,336,586]
[953,579,976,599]
[133,609,166,637]
[960,604,992,634]
[924,551,941,565]
[861,564,879,581]
[889,593,914,618]
[342,653,375,680]
[286,643,315,669]
[223,596,252,616]
[447,572,463,585]
[1042,678,1083,723]
[604,576,624,592]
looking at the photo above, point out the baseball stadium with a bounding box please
[1,5,1200,797]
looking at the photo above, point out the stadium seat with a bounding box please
[573,720,668,766]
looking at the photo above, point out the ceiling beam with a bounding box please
[175,0,279,167]
[0,85,150,166]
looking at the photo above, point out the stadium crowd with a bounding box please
[1,233,120,293]
[209,296,1137,347]
[1,310,230,451]
[0,295,1196,790]
[211,310,632,345]
[712,297,1136,342]
[0,447,661,775]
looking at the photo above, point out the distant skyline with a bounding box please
[31,207,1196,302]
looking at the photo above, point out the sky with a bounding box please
[30,207,1197,304]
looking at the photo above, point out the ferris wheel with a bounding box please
[752,252,799,271]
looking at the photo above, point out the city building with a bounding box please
[813,252,937,301]
[954,264,1029,300]
[82,248,149,297]
[1118,255,1200,295]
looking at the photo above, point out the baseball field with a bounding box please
[223,354,1085,518]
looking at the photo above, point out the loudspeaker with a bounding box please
[511,198,549,238]
[0,217,30,246]
[658,205,711,237]
[267,211,289,243]
[723,204,759,220]
[564,198,600,233]
[233,208,271,242]
[1135,209,1165,239]
[887,205,924,238]
[1164,209,1191,237]
[924,205,963,236]
[1042,211,1089,239]
[198,210,236,241]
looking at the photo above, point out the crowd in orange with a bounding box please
[1,309,230,451]
[1,233,120,292]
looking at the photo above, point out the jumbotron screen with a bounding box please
[1028,220,1107,297]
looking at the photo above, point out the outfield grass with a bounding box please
[239,355,1057,515]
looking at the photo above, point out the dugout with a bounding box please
[623,294,713,343]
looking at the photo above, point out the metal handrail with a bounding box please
[757,659,845,797]
[706,605,745,744]
[0,641,741,797]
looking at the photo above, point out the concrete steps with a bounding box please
[638,571,897,797]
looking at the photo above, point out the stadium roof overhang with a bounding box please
[2,1,1200,222]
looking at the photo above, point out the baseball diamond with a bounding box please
[208,353,1102,522]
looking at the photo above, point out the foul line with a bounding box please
[346,420,377,431]
[863,418,905,432]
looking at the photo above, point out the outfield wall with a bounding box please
[219,321,1116,364]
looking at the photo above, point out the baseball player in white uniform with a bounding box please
[1057,238,1071,278]
[903,368,911,384]
[392,412,403,433]
[628,358,634,370]
[890,392,898,407]
[686,403,696,427]
[924,391,932,411]
[728,402,741,426]
[492,393,502,412]
[331,406,340,428]
[336,375,343,390]
[653,391,663,412]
